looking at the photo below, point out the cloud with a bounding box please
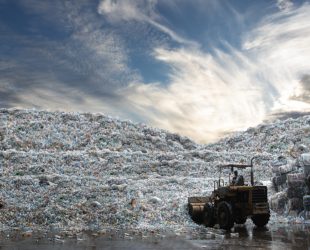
[97,0,198,47]
[119,47,266,142]
[276,0,294,12]
[300,75,310,101]
[243,3,310,111]
[2,0,310,144]
[0,0,139,101]
[266,110,310,122]
[117,3,310,143]
[290,74,310,103]
[98,0,157,22]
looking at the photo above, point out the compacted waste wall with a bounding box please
[0,109,310,232]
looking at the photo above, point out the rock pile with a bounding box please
[0,108,310,233]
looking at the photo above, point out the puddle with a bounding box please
[1,223,310,249]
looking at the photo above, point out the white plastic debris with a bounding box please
[205,233,214,239]
[230,232,239,238]
[0,108,309,234]
[91,201,102,208]
[214,234,225,240]
[149,197,162,204]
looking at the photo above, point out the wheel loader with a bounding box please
[188,157,270,230]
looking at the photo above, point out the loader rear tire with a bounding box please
[251,213,270,227]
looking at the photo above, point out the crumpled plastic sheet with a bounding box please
[288,198,303,212]
[287,185,306,199]
[270,161,308,213]
[269,191,288,213]
[297,153,310,176]
[0,108,310,233]
[287,173,305,182]
[298,153,310,167]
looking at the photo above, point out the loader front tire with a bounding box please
[217,201,234,230]
[235,216,247,225]
[203,203,215,227]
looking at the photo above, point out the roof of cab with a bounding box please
[218,164,251,169]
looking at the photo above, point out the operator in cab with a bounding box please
[231,170,244,186]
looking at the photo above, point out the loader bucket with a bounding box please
[188,197,208,224]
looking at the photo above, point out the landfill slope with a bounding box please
[205,117,310,157]
[0,109,309,232]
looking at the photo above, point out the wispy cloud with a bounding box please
[119,47,266,142]
[117,3,310,142]
[1,0,310,143]
[0,0,139,102]
[97,0,198,47]
[98,0,157,22]
[290,74,310,103]
[243,3,310,112]
[277,0,294,12]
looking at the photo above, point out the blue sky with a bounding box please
[1,0,310,142]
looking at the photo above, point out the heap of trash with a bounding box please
[268,154,310,219]
[204,115,310,220]
[0,109,310,233]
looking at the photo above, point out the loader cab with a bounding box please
[215,157,256,190]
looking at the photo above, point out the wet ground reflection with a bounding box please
[190,224,310,249]
[1,224,310,249]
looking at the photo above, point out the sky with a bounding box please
[0,0,310,143]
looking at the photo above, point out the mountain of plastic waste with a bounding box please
[0,109,310,233]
